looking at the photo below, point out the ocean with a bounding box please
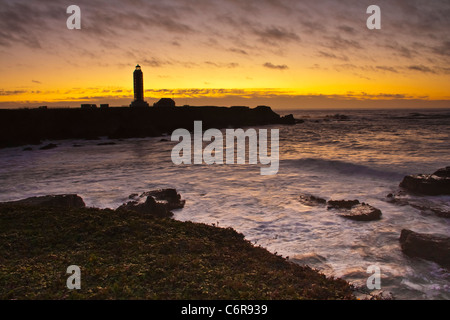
[1,108,449,299]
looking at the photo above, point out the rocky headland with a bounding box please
[0,191,354,300]
[0,105,296,148]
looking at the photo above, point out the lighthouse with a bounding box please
[130,64,149,107]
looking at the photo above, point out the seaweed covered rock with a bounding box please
[399,229,450,268]
[399,166,450,195]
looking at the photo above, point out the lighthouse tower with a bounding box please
[130,64,149,107]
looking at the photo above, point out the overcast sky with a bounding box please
[0,0,449,108]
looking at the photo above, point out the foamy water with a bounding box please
[0,108,449,299]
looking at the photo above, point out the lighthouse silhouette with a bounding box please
[130,64,149,108]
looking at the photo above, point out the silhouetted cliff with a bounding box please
[0,105,295,148]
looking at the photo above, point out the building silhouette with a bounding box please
[130,64,149,107]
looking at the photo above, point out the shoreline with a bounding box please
[0,105,297,149]
[0,193,356,300]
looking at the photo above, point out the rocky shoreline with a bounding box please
[0,190,355,300]
[297,166,450,269]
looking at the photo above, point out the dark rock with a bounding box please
[117,188,185,218]
[386,192,450,218]
[338,204,382,221]
[39,143,57,150]
[279,114,296,125]
[399,229,450,268]
[117,196,171,218]
[141,188,186,210]
[23,147,33,151]
[327,199,382,221]
[97,142,116,146]
[325,114,349,121]
[327,200,360,210]
[72,144,83,147]
[2,194,85,209]
[399,167,450,195]
[433,166,450,178]
[299,194,327,206]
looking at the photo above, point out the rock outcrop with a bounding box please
[298,194,327,206]
[117,188,185,218]
[298,194,382,221]
[327,199,382,221]
[399,229,450,268]
[2,194,85,209]
[399,166,450,195]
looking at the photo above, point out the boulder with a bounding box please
[141,189,186,210]
[327,200,360,210]
[327,199,382,221]
[298,194,327,206]
[117,196,171,218]
[338,203,382,221]
[2,194,85,209]
[117,188,185,218]
[386,192,450,218]
[399,166,450,195]
[399,229,450,268]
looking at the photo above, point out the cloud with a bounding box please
[432,41,450,57]
[318,51,349,61]
[408,65,436,74]
[252,26,300,44]
[229,48,248,55]
[263,62,288,70]
[32,80,42,84]
[205,61,239,68]
[376,66,399,73]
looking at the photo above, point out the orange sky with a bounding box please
[0,0,449,109]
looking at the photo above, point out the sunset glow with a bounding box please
[0,0,449,109]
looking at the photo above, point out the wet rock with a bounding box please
[338,203,382,221]
[117,196,171,218]
[327,200,382,221]
[141,189,186,210]
[399,166,450,195]
[97,142,116,146]
[433,166,450,178]
[22,147,33,151]
[325,114,349,121]
[39,143,57,150]
[117,188,185,218]
[399,229,450,268]
[2,194,85,209]
[279,114,296,125]
[327,200,360,210]
[385,192,450,219]
[298,194,327,206]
